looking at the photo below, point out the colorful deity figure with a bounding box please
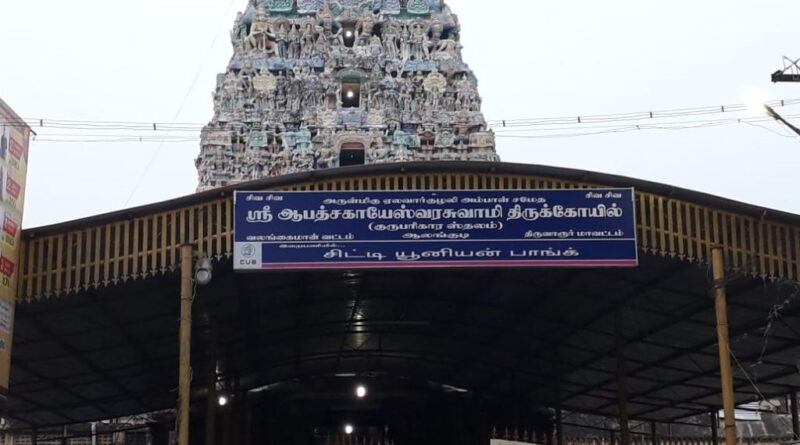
[409,20,429,60]
[248,7,277,54]
[295,126,314,154]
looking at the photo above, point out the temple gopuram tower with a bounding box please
[196,0,499,191]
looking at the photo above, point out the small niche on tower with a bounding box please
[341,82,361,108]
[339,142,366,166]
[341,24,357,47]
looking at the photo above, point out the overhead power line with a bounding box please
[495,114,800,139]
[2,98,799,132]
[486,98,800,127]
[27,118,798,143]
[121,0,241,206]
[3,97,799,143]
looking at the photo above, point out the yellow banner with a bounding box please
[0,99,30,393]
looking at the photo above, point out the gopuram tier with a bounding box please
[196,0,499,191]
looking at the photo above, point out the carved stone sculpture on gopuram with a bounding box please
[196,0,500,191]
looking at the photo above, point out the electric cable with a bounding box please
[486,99,800,127]
[4,98,799,145]
[122,0,241,207]
[3,98,799,135]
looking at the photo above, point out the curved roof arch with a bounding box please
[7,162,800,428]
[21,161,800,300]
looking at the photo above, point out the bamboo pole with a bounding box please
[711,246,737,445]
[177,245,194,445]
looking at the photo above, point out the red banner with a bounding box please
[3,215,18,237]
[0,257,14,277]
[8,139,23,161]
[6,177,20,200]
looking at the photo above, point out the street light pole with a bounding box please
[764,104,800,137]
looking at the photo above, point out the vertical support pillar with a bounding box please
[233,375,242,445]
[710,411,719,445]
[555,404,563,445]
[554,353,564,445]
[649,421,657,445]
[790,388,799,439]
[205,325,217,445]
[177,245,194,445]
[477,392,490,445]
[223,374,233,445]
[615,310,631,445]
[610,430,616,445]
[30,428,37,445]
[711,246,737,445]
[243,396,253,445]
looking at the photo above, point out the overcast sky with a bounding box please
[1,0,799,228]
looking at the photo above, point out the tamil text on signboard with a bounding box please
[234,189,638,270]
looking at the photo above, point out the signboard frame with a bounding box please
[234,188,639,271]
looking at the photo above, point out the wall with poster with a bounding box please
[0,98,31,393]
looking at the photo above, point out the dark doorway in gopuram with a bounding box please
[339,143,366,166]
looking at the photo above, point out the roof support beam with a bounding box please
[7,347,110,424]
[562,278,765,403]
[22,314,149,413]
[557,264,689,379]
[640,337,800,419]
[600,291,800,417]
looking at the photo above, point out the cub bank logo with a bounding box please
[238,244,259,267]
[241,244,256,259]
[246,206,273,223]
